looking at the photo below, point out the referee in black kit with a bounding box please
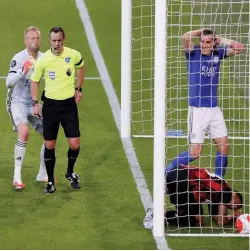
[30,27,85,193]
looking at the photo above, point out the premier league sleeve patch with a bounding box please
[11,60,16,68]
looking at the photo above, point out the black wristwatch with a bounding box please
[32,100,39,106]
[75,87,82,92]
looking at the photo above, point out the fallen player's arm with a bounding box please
[212,203,235,226]
[194,215,204,227]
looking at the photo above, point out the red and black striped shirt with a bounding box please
[181,165,232,204]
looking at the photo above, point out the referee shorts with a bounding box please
[42,96,80,140]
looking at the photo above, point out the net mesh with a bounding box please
[131,0,249,235]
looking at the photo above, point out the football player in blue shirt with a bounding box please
[166,28,244,177]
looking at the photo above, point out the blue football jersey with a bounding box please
[185,45,227,107]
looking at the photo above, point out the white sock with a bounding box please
[37,143,47,178]
[14,139,27,183]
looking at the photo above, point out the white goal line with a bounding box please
[133,135,250,140]
[0,76,101,80]
[166,233,250,237]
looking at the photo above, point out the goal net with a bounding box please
[128,0,249,236]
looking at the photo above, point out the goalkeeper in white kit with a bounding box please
[6,26,47,190]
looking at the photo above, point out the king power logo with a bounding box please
[201,65,217,77]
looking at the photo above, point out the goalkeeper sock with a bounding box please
[14,139,27,182]
[44,147,56,185]
[167,151,194,171]
[215,151,228,178]
[67,147,80,174]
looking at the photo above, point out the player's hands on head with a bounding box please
[23,56,35,74]
[75,90,83,104]
[214,35,221,46]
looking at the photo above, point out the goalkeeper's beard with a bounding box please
[31,45,40,54]
[30,47,40,58]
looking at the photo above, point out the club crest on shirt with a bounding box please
[49,71,56,80]
[25,79,31,88]
[213,56,219,63]
[65,57,71,63]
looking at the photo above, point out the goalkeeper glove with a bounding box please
[22,56,35,74]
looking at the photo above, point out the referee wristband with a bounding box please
[32,100,39,106]
[75,87,82,92]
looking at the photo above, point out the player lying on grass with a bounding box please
[167,28,244,178]
[6,26,47,190]
[143,165,243,229]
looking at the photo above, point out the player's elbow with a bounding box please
[6,76,15,88]
[233,42,244,54]
[182,33,193,51]
[237,43,244,53]
[182,33,191,42]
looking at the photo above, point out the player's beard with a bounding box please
[32,45,40,53]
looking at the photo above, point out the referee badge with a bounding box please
[65,57,71,63]
[49,71,56,80]
[66,69,72,76]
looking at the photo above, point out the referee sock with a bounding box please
[167,151,195,171]
[67,147,80,174]
[215,151,228,178]
[44,147,56,185]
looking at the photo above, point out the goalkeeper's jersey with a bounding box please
[185,45,227,107]
[6,49,43,106]
[181,164,232,204]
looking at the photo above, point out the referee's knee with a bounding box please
[45,140,56,149]
[68,138,80,151]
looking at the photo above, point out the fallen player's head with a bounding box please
[227,191,243,210]
[199,28,216,55]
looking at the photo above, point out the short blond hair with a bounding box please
[24,26,41,38]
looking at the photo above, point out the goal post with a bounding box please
[121,0,167,237]
[121,0,249,237]
[152,0,167,238]
[121,0,132,139]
